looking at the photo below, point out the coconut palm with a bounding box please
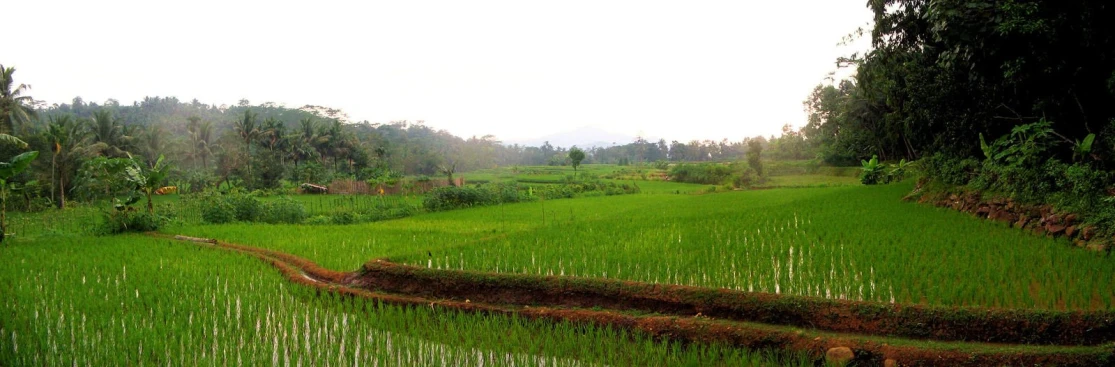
[45,115,90,209]
[261,116,285,152]
[0,65,35,134]
[88,110,128,157]
[140,124,164,164]
[233,110,260,177]
[289,117,320,167]
[187,118,215,170]
[0,65,33,148]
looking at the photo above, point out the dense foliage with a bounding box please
[805,0,1115,164]
[799,1,1115,227]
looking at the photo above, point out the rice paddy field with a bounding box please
[0,235,809,366]
[173,181,1115,311]
[3,164,1114,365]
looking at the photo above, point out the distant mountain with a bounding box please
[508,126,639,149]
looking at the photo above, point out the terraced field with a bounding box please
[3,169,1114,365]
[173,182,1115,311]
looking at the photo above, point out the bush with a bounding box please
[424,186,496,211]
[229,194,263,222]
[668,163,735,184]
[733,166,758,188]
[200,195,235,224]
[305,215,332,225]
[261,196,307,224]
[97,210,164,234]
[923,153,979,186]
[196,192,265,224]
[331,210,358,225]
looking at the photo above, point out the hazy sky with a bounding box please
[7,0,871,143]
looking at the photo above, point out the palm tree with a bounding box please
[0,65,33,148]
[261,116,285,152]
[141,124,164,165]
[187,119,215,170]
[0,64,36,136]
[316,119,352,170]
[45,115,90,209]
[290,117,320,168]
[88,109,127,157]
[233,110,260,177]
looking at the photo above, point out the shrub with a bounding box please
[229,194,263,222]
[97,210,164,234]
[668,163,735,184]
[200,195,235,224]
[923,153,980,186]
[733,166,758,188]
[261,197,307,224]
[424,186,496,211]
[305,215,332,225]
[331,211,358,225]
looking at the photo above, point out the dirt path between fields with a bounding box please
[155,233,1115,367]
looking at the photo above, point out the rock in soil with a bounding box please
[826,347,854,365]
[885,359,899,367]
[1083,226,1096,241]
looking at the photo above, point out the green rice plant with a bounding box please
[175,182,1115,311]
[0,234,812,366]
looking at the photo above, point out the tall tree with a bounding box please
[0,64,36,137]
[88,110,129,157]
[290,117,319,168]
[233,109,260,178]
[568,147,585,177]
[45,115,90,209]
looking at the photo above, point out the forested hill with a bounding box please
[0,91,814,206]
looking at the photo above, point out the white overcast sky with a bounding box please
[7,0,871,143]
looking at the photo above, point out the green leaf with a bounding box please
[1080,133,1095,153]
[0,151,39,179]
[979,133,992,160]
[0,134,28,149]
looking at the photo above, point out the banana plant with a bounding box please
[979,133,993,160]
[1073,133,1096,162]
[124,154,170,214]
[0,150,39,243]
[889,159,910,182]
[860,154,885,185]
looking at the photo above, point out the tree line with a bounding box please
[1,65,815,211]
[803,1,1115,230]
[804,0,1114,166]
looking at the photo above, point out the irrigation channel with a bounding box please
[156,233,1115,367]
